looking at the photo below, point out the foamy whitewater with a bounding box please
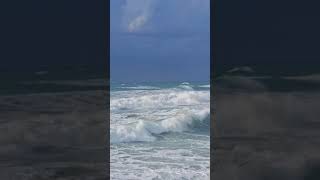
[110,82,210,180]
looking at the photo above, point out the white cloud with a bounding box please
[122,0,157,32]
[120,0,209,33]
[128,15,147,32]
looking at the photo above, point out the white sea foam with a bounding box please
[120,85,161,90]
[111,90,208,111]
[111,142,210,180]
[110,85,209,143]
[110,83,210,179]
[111,108,209,143]
[177,84,194,90]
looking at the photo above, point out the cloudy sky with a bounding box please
[111,0,210,82]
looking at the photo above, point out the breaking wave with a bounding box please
[111,83,209,143]
[111,109,209,143]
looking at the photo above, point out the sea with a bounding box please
[110,81,210,180]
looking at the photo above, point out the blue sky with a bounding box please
[111,0,210,82]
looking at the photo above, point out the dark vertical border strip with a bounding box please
[210,0,217,178]
[104,0,110,178]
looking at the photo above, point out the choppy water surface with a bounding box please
[110,82,210,180]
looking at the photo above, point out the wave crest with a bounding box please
[111,108,209,143]
[111,90,208,111]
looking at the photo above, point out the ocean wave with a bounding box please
[111,84,209,143]
[226,66,255,73]
[282,74,320,82]
[110,108,209,143]
[120,86,161,90]
[111,90,208,111]
[198,84,210,88]
[177,85,193,90]
[177,82,194,90]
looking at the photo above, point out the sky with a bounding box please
[110,0,210,83]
